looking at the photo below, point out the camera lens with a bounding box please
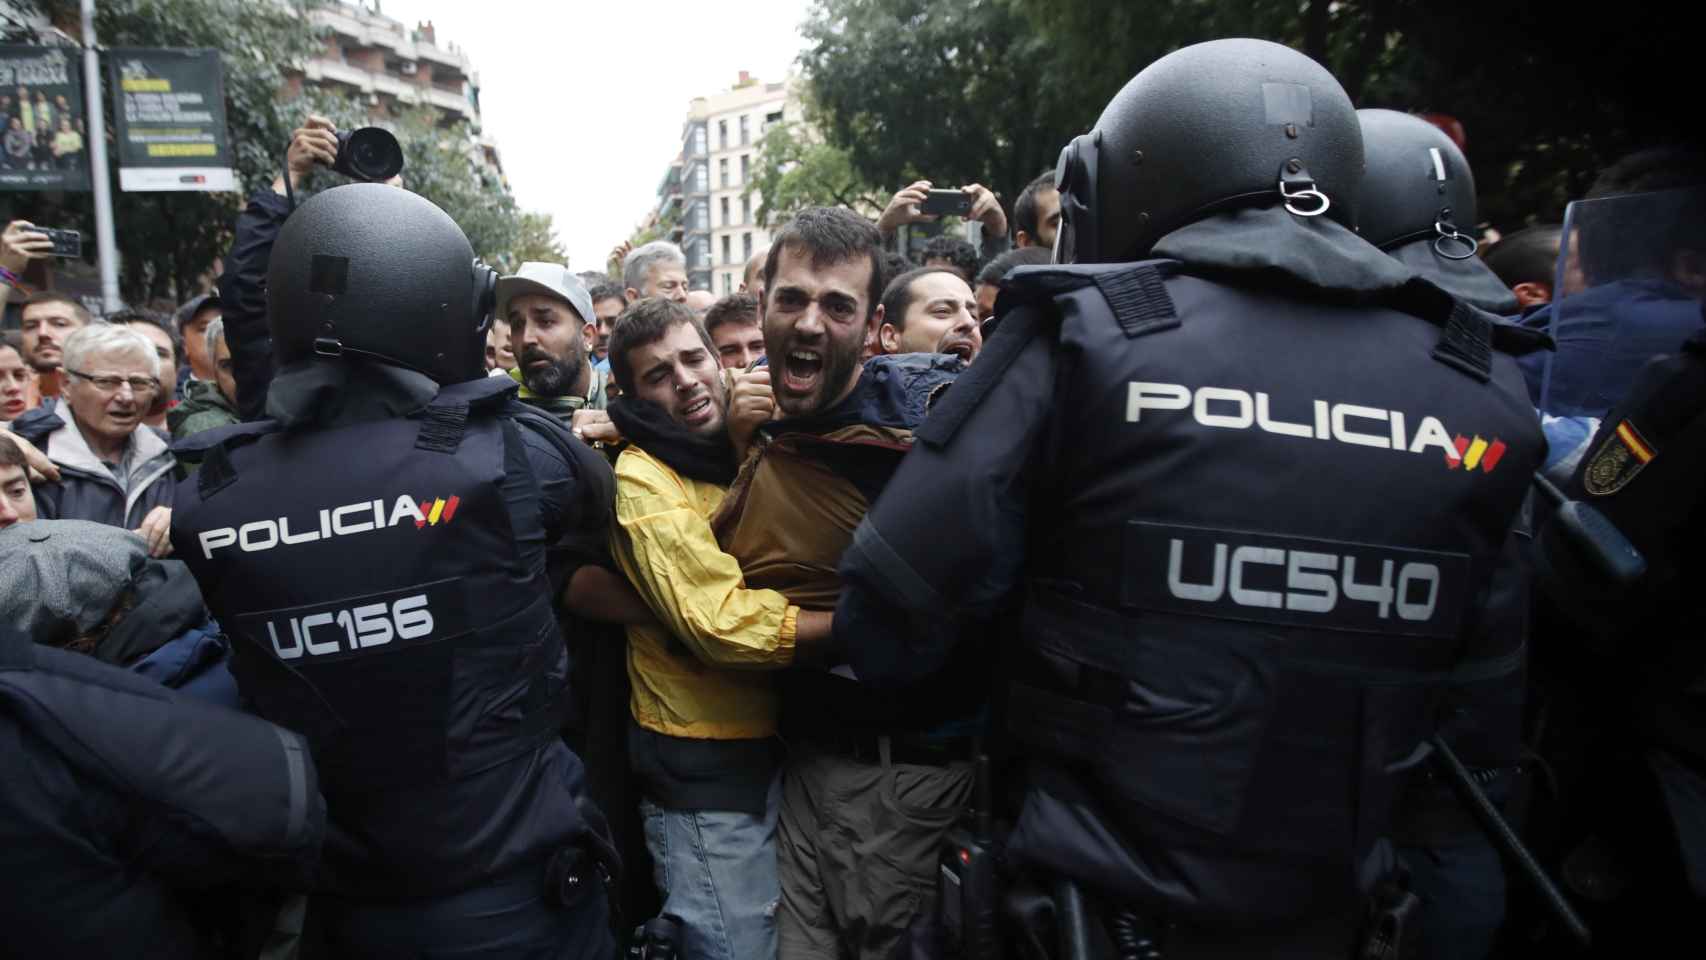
[342,127,405,182]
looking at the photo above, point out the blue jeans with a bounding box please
[640,777,781,960]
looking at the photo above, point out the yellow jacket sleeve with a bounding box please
[612,448,798,668]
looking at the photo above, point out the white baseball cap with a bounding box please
[495,262,594,327]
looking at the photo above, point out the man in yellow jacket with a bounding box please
[605,297,835,960]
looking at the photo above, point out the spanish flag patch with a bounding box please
[1583,418,1656,496]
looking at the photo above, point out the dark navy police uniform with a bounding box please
[839,208,1545,958]
[172,364,617,959]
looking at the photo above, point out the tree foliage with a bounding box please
[290,91,522,269]
[798,0,1695,234]
[6,0,541,304]
[746,115,887,228]
[503,211,566,273]
[6,0,325,303]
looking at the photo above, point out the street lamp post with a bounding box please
[80,0,120,312]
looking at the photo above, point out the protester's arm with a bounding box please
[611,450,805,667]
[563,564,659,626]
[1,220,53,310]
[221,117,338,421]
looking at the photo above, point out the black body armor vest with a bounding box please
[988,261,1544,931]
[171,375,569,793]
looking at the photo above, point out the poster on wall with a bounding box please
[108,47,236,192]
[0,45,90,192]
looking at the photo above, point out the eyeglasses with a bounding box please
[67,370,160,396]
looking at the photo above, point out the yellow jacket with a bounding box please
[611,444,799,739]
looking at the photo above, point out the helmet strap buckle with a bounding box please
[1432,220,1479,260]
[1278,163,1332,218]
[313,336,344,358]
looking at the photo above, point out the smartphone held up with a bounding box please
[919,189,974,217]
[30,227,82,259]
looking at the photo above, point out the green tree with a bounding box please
[746,115,886,228]
[283,91,522,269]
[800,0,1693,235]
[499,210,567,273]
[799,0,1066,216]
[6,0,326,302]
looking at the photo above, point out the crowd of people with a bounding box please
[1,35,1703,960]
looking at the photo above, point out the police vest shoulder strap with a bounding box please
[175,420,281,500]
[1431,299,1495,383]
[414,376,520,454]
[1091,261,1179,339]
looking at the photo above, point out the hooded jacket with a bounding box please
[11,399,176,529]
[168,377,239,442]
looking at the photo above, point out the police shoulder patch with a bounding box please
[1583,419,1657,497]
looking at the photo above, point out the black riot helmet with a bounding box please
[1355,109,1517,312]
[1355,109,1481,258]
[267,183,499,385]
[1054,38,1363,264]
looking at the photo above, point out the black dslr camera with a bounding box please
[332,127,405,182]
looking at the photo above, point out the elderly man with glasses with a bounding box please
[10,324,176,555]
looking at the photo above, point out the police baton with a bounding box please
[1530,473,1646,585]
[1428,735,1592,950]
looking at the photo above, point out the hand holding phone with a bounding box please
[29,228,82,259]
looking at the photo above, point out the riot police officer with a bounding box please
[171,184,618,958]
[1357,106,1537,960]
[836,39,1544,958]
[1356,108,1519,315]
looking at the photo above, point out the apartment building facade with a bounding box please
[288,1,504,178]
[657,72,801,292]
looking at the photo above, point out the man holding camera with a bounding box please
[218,115,403,422]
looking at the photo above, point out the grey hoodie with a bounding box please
[11,400,176,529]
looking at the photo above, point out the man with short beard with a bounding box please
[497,262,611,437]
[874,266,983,364]
[712,206,978,960]
[604,297,837,960]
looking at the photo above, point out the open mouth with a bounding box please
[2,399,24,417]
[939,337,976,363]
[782,349,823,395]
[680,394,714,426]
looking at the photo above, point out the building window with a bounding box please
[691,164,707,194]
[722,235,732,265]
[740,196,751,224]
[719,119,728,151]
[723,272,734,294]
[740,154,750,184]
[743,232,753,261]
[740,114,750,145]
[720,158,730,188]
[690,125,706,157]
[721,196,730,225]
[766,110,783,125]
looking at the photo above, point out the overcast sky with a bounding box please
[375,0,813,271]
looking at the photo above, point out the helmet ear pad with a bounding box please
[1055,132,1101,264]
[472,261,499,337]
